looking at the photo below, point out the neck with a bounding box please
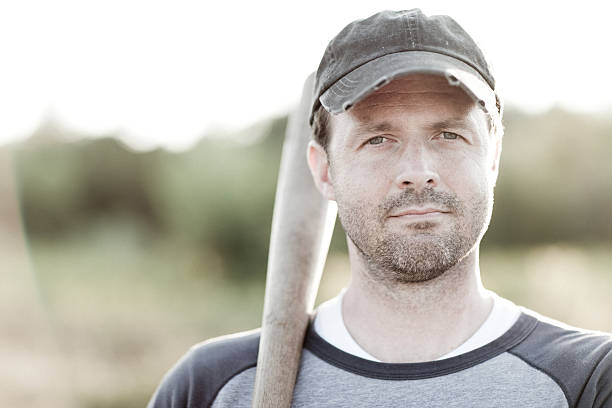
[342,243,492,363]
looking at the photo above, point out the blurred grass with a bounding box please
[25,227,265,407]
[482,244,612,331]
[18,220,611,407]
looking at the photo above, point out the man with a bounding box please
[149,9,612,407]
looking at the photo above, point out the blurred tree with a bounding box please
[16,135,162,237]
[12,108,612,281]
[487,107,612,245]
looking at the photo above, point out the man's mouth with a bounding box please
[388,208,450,218]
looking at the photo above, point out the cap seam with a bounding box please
[408,13,418,48]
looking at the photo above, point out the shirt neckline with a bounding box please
[304,312,538,380]
[313,289,521,362]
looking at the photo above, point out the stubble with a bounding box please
[337,187,491,285]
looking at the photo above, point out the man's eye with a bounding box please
[367,136,386,145]
[441,131,459,140]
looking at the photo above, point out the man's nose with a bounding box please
[394,143,439,191]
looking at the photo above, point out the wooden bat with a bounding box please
[252,73,337,407]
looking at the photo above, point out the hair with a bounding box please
[311,100,504,152]
[312,106,332,151]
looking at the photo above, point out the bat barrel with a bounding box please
[252,74,336,407]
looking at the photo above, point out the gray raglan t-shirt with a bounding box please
[148,310,612,407]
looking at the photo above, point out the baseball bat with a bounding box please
[252,73,337,407]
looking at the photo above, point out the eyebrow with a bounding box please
[353,121,395,134]
[352,118,470,135]
[427,118,470,130]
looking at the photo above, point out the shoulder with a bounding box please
[147,329,260,408]
[510,308,612,407]
[511,308,612,359]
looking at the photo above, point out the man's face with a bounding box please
[309,74,501,284]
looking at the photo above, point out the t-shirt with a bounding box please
[148,305,612,407]
[313,289,521,361]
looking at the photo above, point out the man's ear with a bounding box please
[307,140,335,201]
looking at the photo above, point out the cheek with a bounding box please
[437,148,491,196]
[330,156,393,204]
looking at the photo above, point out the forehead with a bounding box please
[329,74,486,137]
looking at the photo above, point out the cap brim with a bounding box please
[319,51,497,117]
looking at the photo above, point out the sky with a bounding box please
[1,0,611,150]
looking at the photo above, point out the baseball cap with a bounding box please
[310,9,501,125]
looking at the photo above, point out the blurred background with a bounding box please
[1,1,611,407]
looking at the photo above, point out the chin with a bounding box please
[360,235,463,284]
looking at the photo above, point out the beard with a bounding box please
[336,186,492,284]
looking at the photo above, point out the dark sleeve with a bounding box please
[147,330,260,408]
[577,341,612,408]
[509,318,612,408]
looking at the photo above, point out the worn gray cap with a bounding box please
[310,9,501,124]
